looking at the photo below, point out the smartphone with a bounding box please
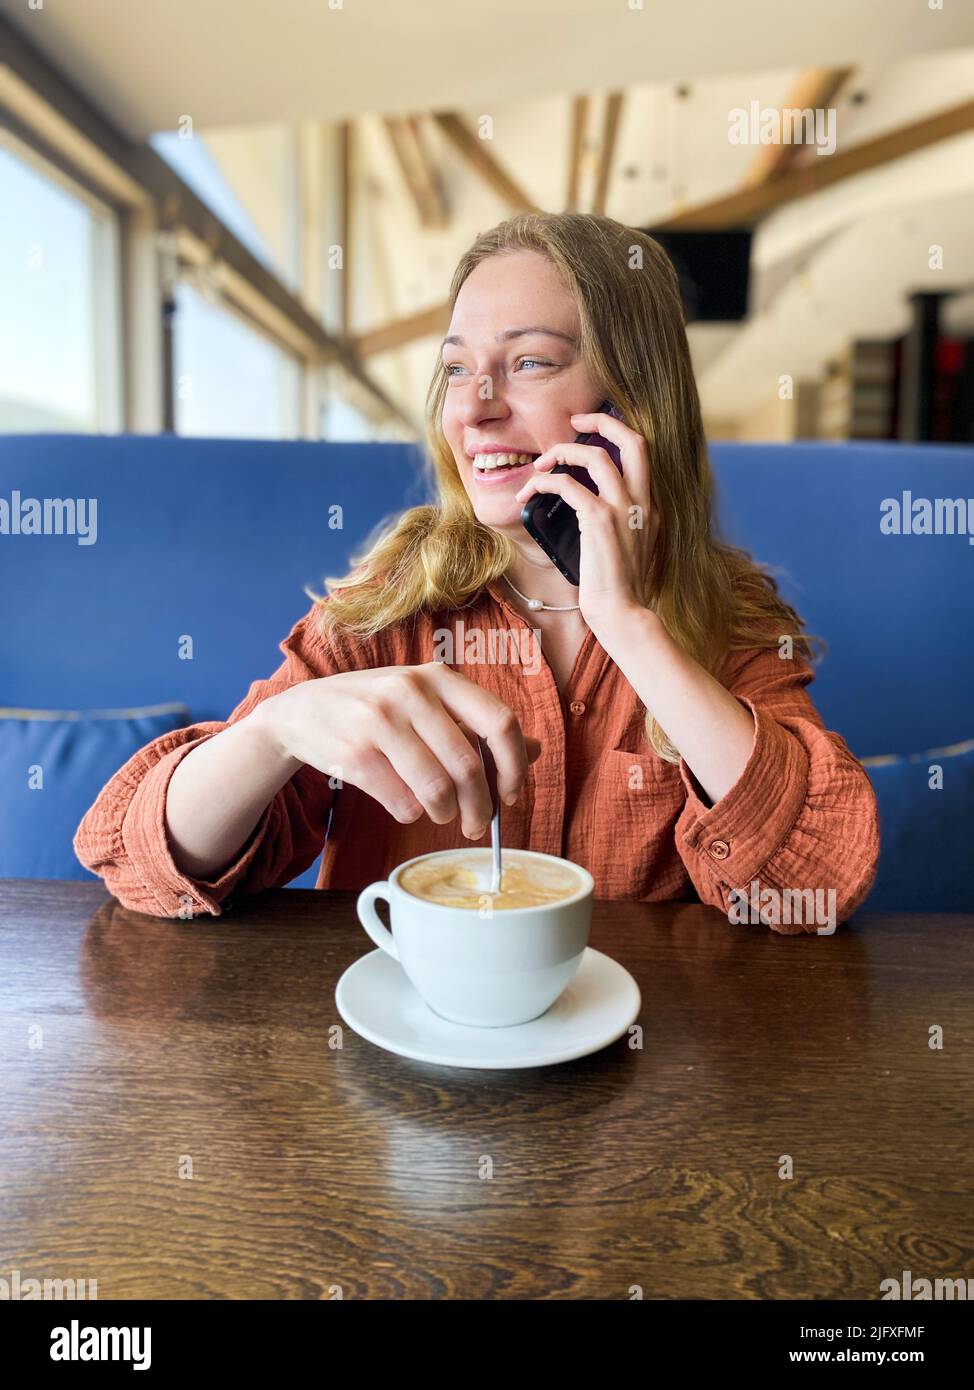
[519,399,626,586]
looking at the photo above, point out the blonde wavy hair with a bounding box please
[311,211,822,763]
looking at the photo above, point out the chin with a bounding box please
[470,496,523,529]
[459,476,515,523]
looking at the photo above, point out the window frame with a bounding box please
[171,272,304,440]
[0,125,123,433]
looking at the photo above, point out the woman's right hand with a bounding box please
[254,662,542,839]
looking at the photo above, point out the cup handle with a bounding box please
[356,881,400,960]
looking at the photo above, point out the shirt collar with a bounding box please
[485,576,528,626]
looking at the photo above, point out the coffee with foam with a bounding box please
[399,850,581,911]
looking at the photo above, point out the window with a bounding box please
[151,129,298,292]
[172,280,301,438]
[0,134,121,433]
[321,391,374,441]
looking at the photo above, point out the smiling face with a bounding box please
[440,249,604,535]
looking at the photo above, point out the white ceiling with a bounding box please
[701,171,974,417]
[3,0,974,137]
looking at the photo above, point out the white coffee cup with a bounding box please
[356,847,594,1028]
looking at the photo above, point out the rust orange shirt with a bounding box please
[74,579,880,931]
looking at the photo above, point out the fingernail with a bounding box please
[503,791,517,805]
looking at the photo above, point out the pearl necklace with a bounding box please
[503,574,581,612]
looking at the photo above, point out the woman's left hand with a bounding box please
[514,410,660,635]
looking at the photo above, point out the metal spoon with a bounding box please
[476,735,503,894]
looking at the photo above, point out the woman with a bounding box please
[74,212,879,932]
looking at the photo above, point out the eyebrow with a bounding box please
[440,326,579,350]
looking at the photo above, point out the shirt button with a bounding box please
[569,700,586,715]
[708,839,730,859]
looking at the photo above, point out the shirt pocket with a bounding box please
[590,747,687,899]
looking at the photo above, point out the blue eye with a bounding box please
[443,357,553,377]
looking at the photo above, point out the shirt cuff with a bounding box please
[677,694,809,886]
[121,737,276,917]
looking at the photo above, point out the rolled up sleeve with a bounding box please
[675,645,880,934]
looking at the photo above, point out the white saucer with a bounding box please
[334,947,641,1070]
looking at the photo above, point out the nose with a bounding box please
[451,379,512,427]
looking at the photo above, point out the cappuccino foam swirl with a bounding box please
[399,852,580,911]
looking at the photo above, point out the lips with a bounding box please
[471,455,538,486]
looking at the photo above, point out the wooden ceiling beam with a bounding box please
[742,67,855,188]
[383,114,448,229]
[565,94,589,212]
[591,91,625,216]
[351,302,451,359]
[432,111,540,212]
[654,96,974,230]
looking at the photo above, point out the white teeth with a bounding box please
[473,452,536,471]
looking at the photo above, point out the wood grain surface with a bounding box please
[1,879,972,1300]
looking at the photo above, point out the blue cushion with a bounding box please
[0,704,189,880]
[860,737,974,913]
[0,435,433,723]
[709,441,974,756]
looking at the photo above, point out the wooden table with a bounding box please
[2,878,972,1301]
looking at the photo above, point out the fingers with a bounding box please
[351,746,427,825]
[285,667,541,838]
[568,412,651,504]
[524,735,542,764]
[408,703,497,837]
[427,665,535,806]
[370,715,488,839]
[515,468,599,516]
[549,447,631,509]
